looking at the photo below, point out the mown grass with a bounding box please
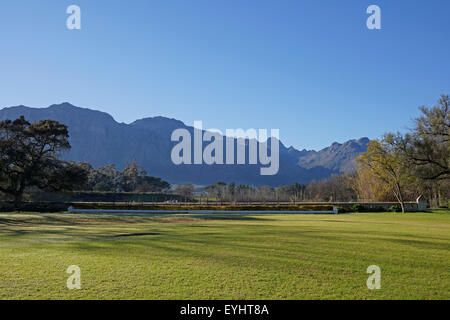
[0,211,449,300]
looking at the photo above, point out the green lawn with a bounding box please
[0,210,449,300]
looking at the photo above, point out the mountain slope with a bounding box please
[297,138,370,173]
[0,103,368,185]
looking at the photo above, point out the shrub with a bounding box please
[388,205,402,212]
[351,204,366,212]
[336,206,350,213]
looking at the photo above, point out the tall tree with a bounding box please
[175,183,195,202]
[205,182,227,205]
[356,135,414,213]
[352,165,392,202]
[0,117,87,207]
[281,183,306,204]
[227,182,236,202]
[402,95,450,181]
[93,164,121,192]
[120,160,147,192]
[135,176,170,193]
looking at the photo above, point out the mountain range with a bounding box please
[0,103,369,186]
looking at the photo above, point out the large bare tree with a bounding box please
[403,95,450,181]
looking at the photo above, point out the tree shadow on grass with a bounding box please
[111,232,162,238]
[0,217,26,226]
[188,214,267,222]
[2,213,448,253]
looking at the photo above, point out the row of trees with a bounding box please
[0,116,170,207]
[201,180,356,204]
[77,161,170,193]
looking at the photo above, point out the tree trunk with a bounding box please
[13,192,23,209]
[394,182,406,213]
[399,200,405,213]
[434,185,439,208]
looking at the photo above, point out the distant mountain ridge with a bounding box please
[0,103,369,186]
[297,138,370,173]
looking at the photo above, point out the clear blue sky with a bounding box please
[1,0,449,150]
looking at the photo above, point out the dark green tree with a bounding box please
[0,116,87,207]
[175,183,195,202]
[92,164,121,192]
[120,160,147,192]
[135,176,170,193]
[205,182,227,205]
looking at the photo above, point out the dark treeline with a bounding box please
[75,160,170,193]
[199,178,356,205]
